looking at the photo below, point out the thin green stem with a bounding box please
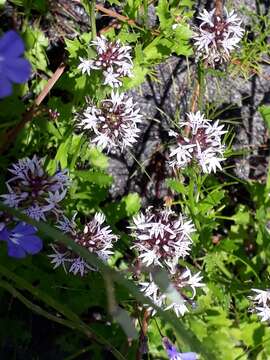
[143,0,148,28]
[65,345,93,360]
[91,0,97,40]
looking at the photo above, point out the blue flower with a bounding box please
[0,30,31,98]
[0,222,42,258]
[163,337,198,360]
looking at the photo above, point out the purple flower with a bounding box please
[0,30,31,98]
[0,222,42,258]
[163,338,198,360]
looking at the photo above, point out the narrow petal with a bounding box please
[0,30,25,58]
[0,74,12,98]
[180,352,198,360]
[5,58,31,83]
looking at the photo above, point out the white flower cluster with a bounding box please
[130,207,204,317]
[78,35,133,88]
[169,111,227,173]
[250,289,270,322]
[79,91,142,153]
[48,213,118,276]
[140,268,204,317]
[193,8,244,66]
[1,155,70,221]
[130,207,194,271]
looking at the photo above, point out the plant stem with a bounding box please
[214,0,223,18]
[91,0,97,40]
[143,0,148,28]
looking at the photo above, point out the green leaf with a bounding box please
[75,170,113,187]
[156,0,171,30]
[122,193,141,216]
[166,179,187,194]
[259,105,270,131]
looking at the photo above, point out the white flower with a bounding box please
[69,257,92,277]
[251,289,270,307]
[78,91,142,153]
[78,35,133,88]
[193,7,244,66]
[48,244,70,272]
[78,57,94,75]
[140,268,204,318]
[1,156,70,220]
[130,207,194,271]
[249,288,270,322]
[169,111,227,173]
[165,299,189,317]
[49,212,118,276]
[176,269,204,299]
[255,306,270,322]
[140,276,166,312]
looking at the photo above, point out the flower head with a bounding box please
[163,337,198,360]
[48,213,118,276]
[140,268,204,317]
[0,222,42,258]
[193,8,244,66]
[78,91,142,153]
[249,288,270,322]
[78,35,133,87]
[169,111,227,173]
[130,207,194,271]
[0,30,31,98]
[1,155,70,221]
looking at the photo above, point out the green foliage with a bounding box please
[1,1,270,359]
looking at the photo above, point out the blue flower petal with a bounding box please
[0,227,9,241]
[20,235,43,255]
[0,74,12,98]
[180,353,198,360]
[5,58,31,83]
[14,222,36,236]
[7,241,26,258]
[0,30,25,58]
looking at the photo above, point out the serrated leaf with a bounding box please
[166,179,187,194]
[156,0,171,30]
[75,170,113,187]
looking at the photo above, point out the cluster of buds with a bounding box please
[78,91,142,153]
[48,213,118,276]
[249,288,270,322]
[130,207,204,317]
[78,35,133,88]
[193,8,244,66]
[1,155,70,221]
[169,111,227,173]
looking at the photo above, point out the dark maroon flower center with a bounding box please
[99,102,126,134]
[177,128,210,152]
[201,15,229,43]
[140,214,179,260]
[98,43,121,69]
[75,228,104,252]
